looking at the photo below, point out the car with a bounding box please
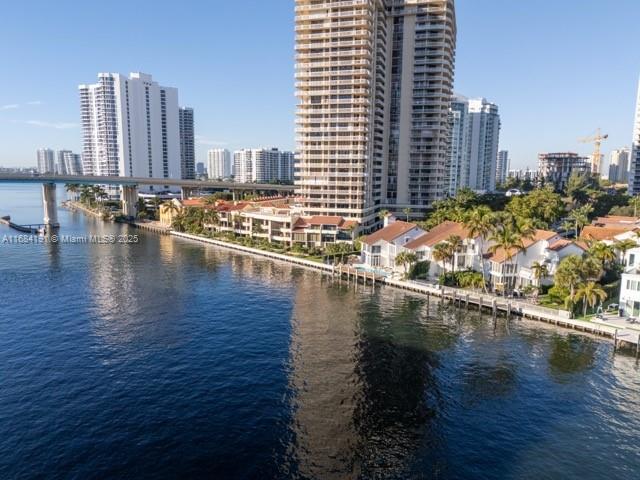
[505,188,522,197]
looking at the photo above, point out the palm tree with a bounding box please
[432,241,453,277]
[65,183,81,201]
[396,251,418,276]
[463,206,493,292]
[531,261,549,285]
[445,234,463,273]
[378,209,390,222]
[588,241,616,272]
[573,281,607,317]
[402,207,412,222]
[488,223,524,294]
[568,204,593,237]
[614,238,637,266]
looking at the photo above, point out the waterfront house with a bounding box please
[401,221,483,277]
[487,230,585,292]
[360,219,425,270]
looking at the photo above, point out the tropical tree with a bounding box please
[505,185,564,229]
[531,261,549,287]
[573,281,607,317]
[588,241,616,272]
[555,254,603,303]
[463,205,494,292]
[445,234,463,273]
[396,251,418,276]
[555,255,583,300]
[488,223,525,294]
[402,207,412,222]
[432,242,453,277]
[65,183,81,201]
[614,238,638,266]
[568,204,593,237]
[378,209,390,222]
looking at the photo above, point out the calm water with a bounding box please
[1,184,639,479]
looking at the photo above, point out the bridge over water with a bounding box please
[0,173,296,233]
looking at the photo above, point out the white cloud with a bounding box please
[0,104,19,111]
[26,100,43,106]
[195,135,228,147]
[24,120,79,129]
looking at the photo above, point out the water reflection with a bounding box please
[548,334,597,378]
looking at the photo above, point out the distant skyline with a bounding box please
[1,0,640,171]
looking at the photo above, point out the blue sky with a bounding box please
[1,0,639,171]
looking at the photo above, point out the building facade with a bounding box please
[446,95,500,195]
[538,152,589,191]
[609,147,630,183]
[295,0,457,228]
[79,72,181,188]
[447,95,471,195]
[233,148,295,184]
[37,148,55,174]
[208,149,233,180]
[631,78,640,195]
[179,107,195,180]
[57,150,83,175]
[496,150,509,186]
[467,98,500,193]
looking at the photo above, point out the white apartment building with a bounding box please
[208,149,232,180]
[295,0,457,228]
[496,150,509,186]
[609,147,630,183]
[79,72,181,190]
[37,148,55,174]
[447,95,471,195]
[446,95,501,195]
[233,148,295,184]
[57,150,83,176]
[630,78,640,195]
[179,107,195,180]
[468,98,500,193]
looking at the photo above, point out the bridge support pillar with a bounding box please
[42,183,59,233]
[181,187,197,200]
[121,185,139,219]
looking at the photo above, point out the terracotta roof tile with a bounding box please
[362,221,418,245]
[403,221,471,250]
[487,229,558,263]
[580,225,632,241]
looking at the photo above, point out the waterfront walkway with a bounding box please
[170,231,639,351]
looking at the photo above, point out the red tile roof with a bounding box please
[547,239,584,252]
[362,221,418,245]
[487,229,558,263]
[403,221,471,250]
[580,225,632,241]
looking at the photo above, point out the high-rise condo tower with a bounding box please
[295,0,457,229]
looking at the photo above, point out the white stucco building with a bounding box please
[37,148,55,174]
[360,219,425,270]
[233,148,295,184]
[79,72,181,190]
[56,150,83,175]
[447,96,501,194]
[208,149,233,180]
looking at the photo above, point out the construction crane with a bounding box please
[579,128,609,175]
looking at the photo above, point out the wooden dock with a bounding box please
[168,232,638,350]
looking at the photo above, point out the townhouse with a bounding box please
[360,220,425,270]
[487,231,585,293]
